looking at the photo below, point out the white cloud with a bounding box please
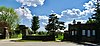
[15,7,33,27]
[61,0,96,20]
[39,16,49,20]
[50,13,63,18]
[83,1,94,10]
[83,0,96,13]
[61,9,83,19]
[38,15,49,26]
[37,27,46,31]
[15,0,46,27]
[16,0,45,7]
[15,7,32,20]
[55,14,62,18]
[83,0,96,15]
[51,10,54,13]
[61,8,94,19]
[42,22,47,26]
[92,0,97,3]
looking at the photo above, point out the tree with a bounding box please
[0,6,19,31]
[86,0,100,31]
[45,14,58,31]
[91,0,100,24]
[57,21,65,30]
[86,18,96,24]
[45,14,65,32]
[86,0,100,24]
[31,16,40,34]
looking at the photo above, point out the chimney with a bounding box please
[77,22,81,24]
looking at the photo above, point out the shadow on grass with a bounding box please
[10,39,43,42]
[10,39,55,42]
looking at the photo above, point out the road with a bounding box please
[0,38,95,46]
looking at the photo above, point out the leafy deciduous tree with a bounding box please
[0,6,19,31]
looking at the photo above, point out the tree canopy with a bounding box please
[0,6,19,31]
[45,14,65,32]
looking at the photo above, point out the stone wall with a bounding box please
[21,25,55,41]
[22,35,55,41]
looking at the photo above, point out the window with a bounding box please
[72,31,74,35]
[82,30,85,35]
[92,30,95,36]
[87,30,90,37]
[75,31,77,35]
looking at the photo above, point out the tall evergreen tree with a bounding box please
[31,16,40,34]
[86,0,100,24]
[94,2,100,23]
[91,0,100,23]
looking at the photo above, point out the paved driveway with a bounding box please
[0,38,96,46]
[0,42,84,46]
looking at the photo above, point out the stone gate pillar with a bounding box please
[63,31,69,41]
[50,31,55,41]
[19,25,28,40]
[3,27,9,39]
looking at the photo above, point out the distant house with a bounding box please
[64,22,100,42]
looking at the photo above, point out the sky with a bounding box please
[0,0,97,32]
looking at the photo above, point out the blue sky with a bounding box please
[0,0,96,31]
